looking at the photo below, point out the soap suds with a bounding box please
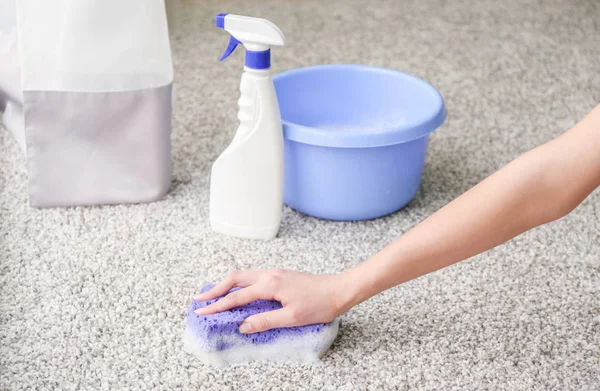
[182,284,340,366]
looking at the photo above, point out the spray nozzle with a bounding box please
[215,13,285,70]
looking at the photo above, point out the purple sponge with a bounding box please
[182,284,340,366]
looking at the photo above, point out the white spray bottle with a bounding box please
[209,13,286,240]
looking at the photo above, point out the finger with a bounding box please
[195,286,262,315]
[194,270,258,301]
[239,308,296,334]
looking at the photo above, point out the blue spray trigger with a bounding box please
[220,35,242,61]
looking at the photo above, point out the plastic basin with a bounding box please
[273,64,447,221]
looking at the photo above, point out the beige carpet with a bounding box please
[1,0,599,389]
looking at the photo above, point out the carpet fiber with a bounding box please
[2,0,600,389]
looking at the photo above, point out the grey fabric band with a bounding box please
[23,84,172,207]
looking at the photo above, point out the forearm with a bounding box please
[339,104,600,310]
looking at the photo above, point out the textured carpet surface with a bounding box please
[2,0,600,389]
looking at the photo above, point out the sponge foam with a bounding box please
[183,284,340,366]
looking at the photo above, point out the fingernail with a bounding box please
[239,322,252,334]
[195,308,207,315]
[193,295,204,301]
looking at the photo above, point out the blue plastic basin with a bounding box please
[273,64,447,221]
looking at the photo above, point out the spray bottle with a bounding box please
[210,13,286,240]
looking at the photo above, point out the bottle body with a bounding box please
[209,69,283,239]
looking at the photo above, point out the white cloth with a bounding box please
[0,0,173,207]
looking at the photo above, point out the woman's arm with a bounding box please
[340,103,600,309]
[196,104,600,334]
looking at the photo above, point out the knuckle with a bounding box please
[228,290,243,304]
[256,315,271,330]
[266,269,285,284]
[288,308,302,322]
[227,270,240,281]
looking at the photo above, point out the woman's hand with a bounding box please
[193,269,351,334]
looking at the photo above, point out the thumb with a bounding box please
[239,308,294,334]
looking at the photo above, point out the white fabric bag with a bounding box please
[0,0,173,207]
